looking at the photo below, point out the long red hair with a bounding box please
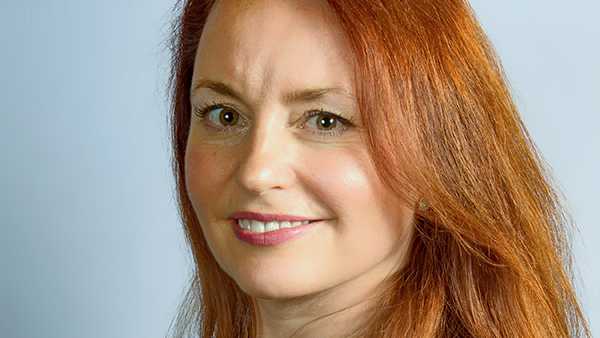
[168,0,589,337]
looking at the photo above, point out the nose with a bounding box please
[235,126,296,195]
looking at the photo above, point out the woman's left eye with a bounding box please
[308,114,338,130]
[302,111,352,136]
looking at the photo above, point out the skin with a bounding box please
[185,0,415,336]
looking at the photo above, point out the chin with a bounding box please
[239,285,302,301]
[230,267,325,301]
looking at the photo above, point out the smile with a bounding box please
[237,219,311,233]
[229,213,321,246]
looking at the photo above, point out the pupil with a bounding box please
[220,110,238,126]
[319,116,335,130]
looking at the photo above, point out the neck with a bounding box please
[256,289,373,338]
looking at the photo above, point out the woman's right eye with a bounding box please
[195,105,247,131]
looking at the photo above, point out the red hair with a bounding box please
[168,0,589,337]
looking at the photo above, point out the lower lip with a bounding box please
[230,220,320,247]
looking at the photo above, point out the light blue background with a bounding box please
[0,1,598,337]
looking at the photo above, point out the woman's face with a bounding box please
[185,0,414,300]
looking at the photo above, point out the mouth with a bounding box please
[236,219,314,233]
[229,212,322,246]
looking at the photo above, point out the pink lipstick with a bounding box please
[229,212,320,246]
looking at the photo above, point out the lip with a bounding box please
[229,212,320,246]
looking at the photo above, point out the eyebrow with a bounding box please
[192,80,243,102]
[283,88,340,104]
[192,80,346,105]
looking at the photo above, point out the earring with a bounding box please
[419,198,429,211]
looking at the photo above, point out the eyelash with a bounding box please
[193,103,354,138]
[194,102,230,119]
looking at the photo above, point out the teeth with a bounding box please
[251,220,264,233]
[237,219,312,233]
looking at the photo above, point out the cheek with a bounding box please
[302,147,413,253]
[184,147,233,216]
[302,148,385,216]
[184,146,242,269]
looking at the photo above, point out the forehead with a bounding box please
[208,0,332,33]
[192,0,354,100]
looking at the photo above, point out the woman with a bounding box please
[168,0,590,337]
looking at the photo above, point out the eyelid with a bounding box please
[194,102,237,118]
[301,109,355,130]
[304,109,353,125]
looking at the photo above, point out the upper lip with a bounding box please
[230,211,315,222]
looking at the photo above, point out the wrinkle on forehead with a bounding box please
[194,0,354,105]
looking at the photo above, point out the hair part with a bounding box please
[168,0,590,337]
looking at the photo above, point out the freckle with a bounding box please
[212,152,217,157]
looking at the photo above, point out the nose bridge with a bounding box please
[235,115,295,194]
